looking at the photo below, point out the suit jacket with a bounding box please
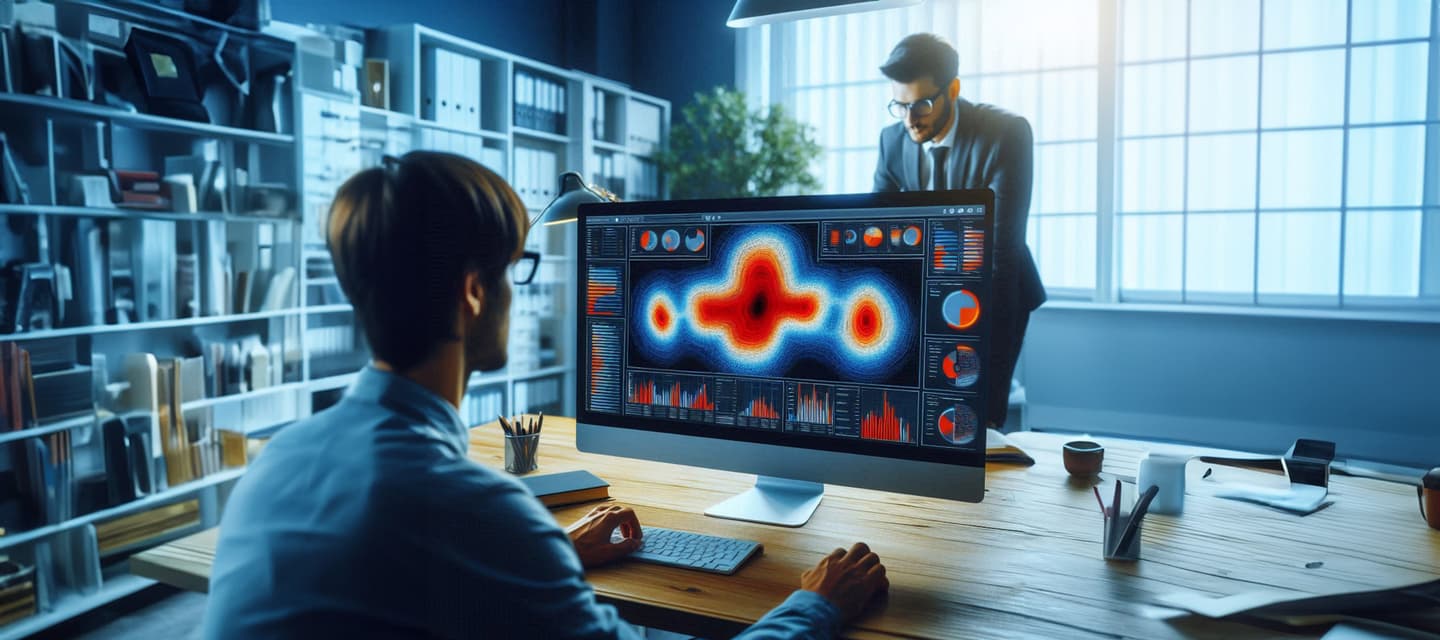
[873,98,1046,312]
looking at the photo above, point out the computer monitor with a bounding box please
[575,190,995,526]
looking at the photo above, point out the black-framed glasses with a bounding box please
[887,87,947,119]
[509,251,542,285]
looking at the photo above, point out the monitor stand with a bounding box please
[704,476,824,527]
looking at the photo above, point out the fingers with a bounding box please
[843,542,871,562]
[599,507,641,533]
[866,563,888,586]
[855,551,881,571]
[827,547,847,561]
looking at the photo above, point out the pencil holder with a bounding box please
[1103,517,1141,562]
[504,432,540,475]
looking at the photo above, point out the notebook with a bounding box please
[986,428,1035,466]
[518,470,611,508]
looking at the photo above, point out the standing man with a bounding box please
[874,33,1045,429]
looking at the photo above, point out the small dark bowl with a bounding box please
[1063,440,1105,477]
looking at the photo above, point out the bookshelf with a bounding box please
[0,1,309,635]
[0,9,666,635]
[366,23,670,425]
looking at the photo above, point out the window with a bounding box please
[741,0,1440,311]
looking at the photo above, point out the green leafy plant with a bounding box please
[656,86,822,199]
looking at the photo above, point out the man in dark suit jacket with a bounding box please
[873,33,1045,428]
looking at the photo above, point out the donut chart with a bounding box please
[843,229,858,245]
[902,225,922,246]
[661,229,681,252]
[941,289,981,330]
[938,404,978,445]
[684,228,706,252]
[941,345,981,388]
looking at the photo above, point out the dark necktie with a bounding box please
[930,146,948,191]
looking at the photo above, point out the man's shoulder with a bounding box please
[879,120,908,148]
[963,100,1032,143]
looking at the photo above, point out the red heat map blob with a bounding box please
[850,299,883,347]
[652,302,672,331]
[693,248,820,352]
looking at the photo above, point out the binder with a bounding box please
[462,54,480,130]
[421,46,438,122]
[539,149,556,202]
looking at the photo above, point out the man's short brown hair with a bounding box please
[326,151,527,372]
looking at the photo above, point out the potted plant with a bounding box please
[656,86,822,199]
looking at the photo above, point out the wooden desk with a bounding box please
[134,418,1440,638]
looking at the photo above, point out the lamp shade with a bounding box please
[726,0,922,28]
[531,172,618,228]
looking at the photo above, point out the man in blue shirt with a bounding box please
[204,151,889,638]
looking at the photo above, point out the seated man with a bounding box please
[204,151,889,639]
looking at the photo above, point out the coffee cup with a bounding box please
[1421,467,1440,531]
[1063,440,1104,477]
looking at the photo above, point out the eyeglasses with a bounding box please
[887,88,947,119]
[509,251,542,285]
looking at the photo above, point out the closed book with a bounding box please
[518,470,610,508]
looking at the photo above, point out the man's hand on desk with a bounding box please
[801,542,889,620]
[567,504,643,568]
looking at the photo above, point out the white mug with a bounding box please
[1137,452,1189,515]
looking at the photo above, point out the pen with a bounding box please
[497,414,515,438]
[537,411,544,435]
[1093,485,1107,518]
[1110,478,1122,520]
[1113,484,1159,555]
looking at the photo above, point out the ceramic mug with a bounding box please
[1063,440,1105,477]
[1137,452,1189,516]
[1421,467,1440,531]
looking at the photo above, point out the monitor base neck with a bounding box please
[704,476,825,527]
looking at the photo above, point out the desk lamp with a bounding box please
[530,172,619,229]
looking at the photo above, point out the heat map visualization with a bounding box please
[582,205,992,453]
[629,224,919,387]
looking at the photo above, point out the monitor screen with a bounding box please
[577,191,995,469]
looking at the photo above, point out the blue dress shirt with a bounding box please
[204,366,841,639]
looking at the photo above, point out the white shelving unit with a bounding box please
[0,10,666,635]
[363,23,670,424]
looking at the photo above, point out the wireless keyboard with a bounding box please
[613,526,763,575]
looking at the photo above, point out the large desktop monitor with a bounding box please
[576,190,995,526]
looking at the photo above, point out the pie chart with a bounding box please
[684,228,706,252]
[941,290,981,330]
[863,226,884,247]
[843,229,859,245]
[938,405,979,445]
[661,229,681,252]
[639,230,658,251]
[902,225,923,246]
[941,345,981,388]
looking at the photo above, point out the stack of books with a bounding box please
[95,499,201,555]
[0,561,36,627]
[116,170,169,210]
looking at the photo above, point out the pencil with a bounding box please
[1093,485,1107,517]
[497,414,515,437]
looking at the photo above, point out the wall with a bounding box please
[1022,305,1440,468]
[272,1,567,69]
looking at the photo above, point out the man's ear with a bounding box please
[949,77,961,100]
[462,271,486,318]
